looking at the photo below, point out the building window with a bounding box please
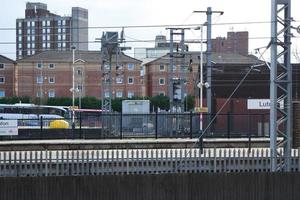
[42,42,46,48]
[47,43,50,48]
[116,77,123,84]
[31,28,35,34]
[47,35,50,40]
[18,43,22,49]
[76,84,82,91]
[116,91,123,98]
[77,69,82,75]
[48,77,55,83]
[27,29,30,34]
[31,36,35,41]
[42,35,46,41]
[104,91,110,98]
[27,43,30,48]
[42,21,46,26]
[58,43,61,48]
[18,22,22,27]
[62,42,66,47]
[32,43,35,49]
[27,50,31,55]
[18,29,22,35]
[47,28,50,34]
[42,29,46,34]
[127,91,134,98]
[58,28,61,33]
[0,90,5,97]
[49,63,55,69]
[27,36,30,41]
[159,64,165,71]
[58,35,61,40]
[172,65,176,71]
[32,50,35,55]
[127,63,135,70]
[0,77,5,84]
[57,20,62,26]
[62,28,66,33]
[47,21,50,26]
[128,77,134,84]
[37,63,43,68]
[27,21,30,27]
[31,21,35,27]
[18,51,22,56]
[18,36,22,42]
[48,90,55,98]
[159,91,165,96]
[159,78,165,85]
[62,20,66,26]
[36,76,43,84]
[0,64,4,69]
[62,34,66,40]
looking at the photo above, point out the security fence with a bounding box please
[0,148,299,177]
[1,112,269,140]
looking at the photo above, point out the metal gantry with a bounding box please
[270,0,292,172]
[100,32,122,112]
[167,28,189,112]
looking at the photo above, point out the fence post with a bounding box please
[155,112,158,139]
[40,116,43,139]
[79,112,82,139]
[227,112,231,138]
[189,111,193,139]
[120,112,123,139]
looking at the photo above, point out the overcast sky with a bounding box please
[1,0,300,60]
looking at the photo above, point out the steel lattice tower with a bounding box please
[270,0,292,172]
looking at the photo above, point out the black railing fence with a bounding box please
[0,112,270,140]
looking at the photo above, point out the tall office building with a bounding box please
[16,2,88,60]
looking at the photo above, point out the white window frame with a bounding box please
[127,63,135,70]
[0,77,5,84]
[159,64,165,71]
[37,63,43,68]
[159,78,165,85]
[48,76,55,83]
[0,90,5,97]
[48,90,55,98]
[127,91,134,98]
[116,91,123,98]
[0,63,5,69]
[49,63,55,69]
[128,77,134,84]
[36,76,43,84]
[116,77,123,84]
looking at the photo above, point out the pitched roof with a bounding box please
[143,52,261,65]
[17,50,142,63]
[0,55,16,64]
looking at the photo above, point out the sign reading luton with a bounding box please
[0,120,18,135]
[247,99,284,110]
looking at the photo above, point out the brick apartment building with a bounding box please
[16,2,88,59]
[0,55,16,97]
[212,31,249,56]
[16,51,143,99]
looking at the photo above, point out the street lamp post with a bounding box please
[72,46,76,128]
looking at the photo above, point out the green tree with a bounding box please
[150,95,169,112]
[184,95,195,111]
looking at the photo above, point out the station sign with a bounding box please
[195,107,208,113]
[247,99,284,110]
[0,120,18,135]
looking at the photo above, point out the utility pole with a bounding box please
[194,7,223,133]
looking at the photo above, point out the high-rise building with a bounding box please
[16,2,88,60]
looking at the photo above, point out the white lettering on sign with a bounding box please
[247,99,284,110]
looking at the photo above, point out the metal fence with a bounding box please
[3,112,270,140]
[0,148,299,177]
